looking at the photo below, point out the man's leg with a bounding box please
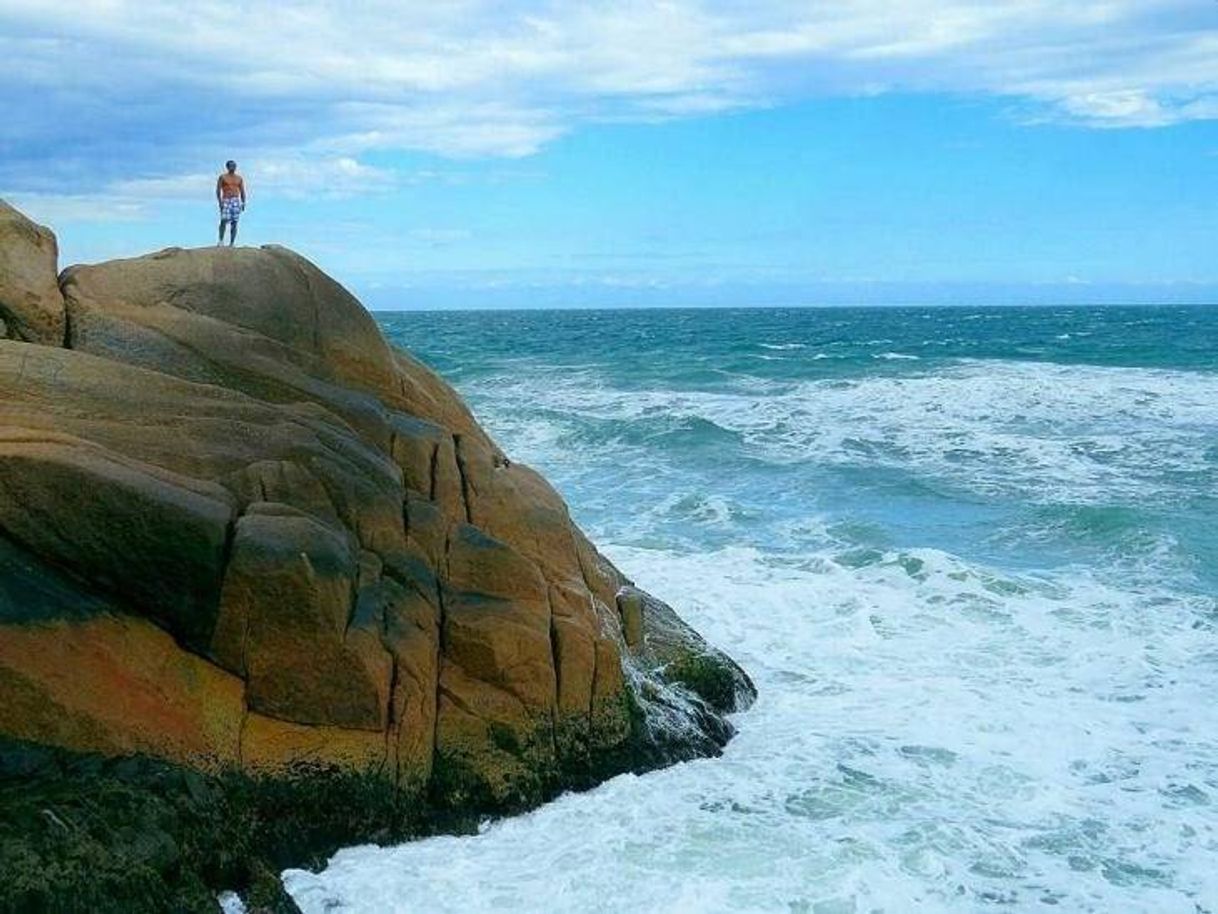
[228,218,238,246]
[218,218,226,245]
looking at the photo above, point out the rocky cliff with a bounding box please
[0,200,754,911]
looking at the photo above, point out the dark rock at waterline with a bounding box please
[0,737,398,914]
[0,200,755,909]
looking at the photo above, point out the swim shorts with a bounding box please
[220,197,243,221]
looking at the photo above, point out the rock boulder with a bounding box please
[0,202,755,815]
[0,201,64,345]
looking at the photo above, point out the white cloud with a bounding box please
[407,228,473,246]
[0,0,1214,198]
[244,156,398,197]
[3,192,151,225]
[322,102,566,158]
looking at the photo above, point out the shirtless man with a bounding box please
[216,160,246,246]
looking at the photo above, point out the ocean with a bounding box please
[284,305,1218,914]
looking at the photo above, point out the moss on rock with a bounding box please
[664,650,743,714]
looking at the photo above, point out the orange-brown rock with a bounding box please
[0,200,754,810]
[0,610,244,767]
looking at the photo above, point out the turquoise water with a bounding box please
[286,306,1218,914]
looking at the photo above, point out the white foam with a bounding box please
[286,543,1218,914]
[285,347,1218,913]
[460,359,1218,506]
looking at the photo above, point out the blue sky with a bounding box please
[2,1,1215,308]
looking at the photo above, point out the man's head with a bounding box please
[225,160,237,173]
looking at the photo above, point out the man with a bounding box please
[216,160,246,246]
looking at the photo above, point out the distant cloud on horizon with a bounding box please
[2,0,1217,211]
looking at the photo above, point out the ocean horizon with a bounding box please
[368,301,1218,310]
[358,297,1218,313]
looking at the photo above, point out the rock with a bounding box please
[0,428,235,650]
[0,199,757,907]
[619,589,646,648]
[213,506,393,731]
[0,613,244,767]
[619,585,752,715]
[0,201,64,345]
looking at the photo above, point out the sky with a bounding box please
[1,1,1216,309]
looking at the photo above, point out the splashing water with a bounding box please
[286,306,1218,914]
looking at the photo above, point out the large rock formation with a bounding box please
[0,199,754,906]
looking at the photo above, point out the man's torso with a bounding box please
[218,173,243,198]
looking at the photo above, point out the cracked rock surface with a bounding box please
[0,201,755,811]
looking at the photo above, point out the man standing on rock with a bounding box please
[216,160,246,246]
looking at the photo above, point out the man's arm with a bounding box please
[216,176,223,205]
[239,177,246,206]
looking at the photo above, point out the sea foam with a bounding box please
[287,541,1217,913]
[286,310,1218,913]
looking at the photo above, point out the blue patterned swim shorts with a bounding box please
[220,197,243,221]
